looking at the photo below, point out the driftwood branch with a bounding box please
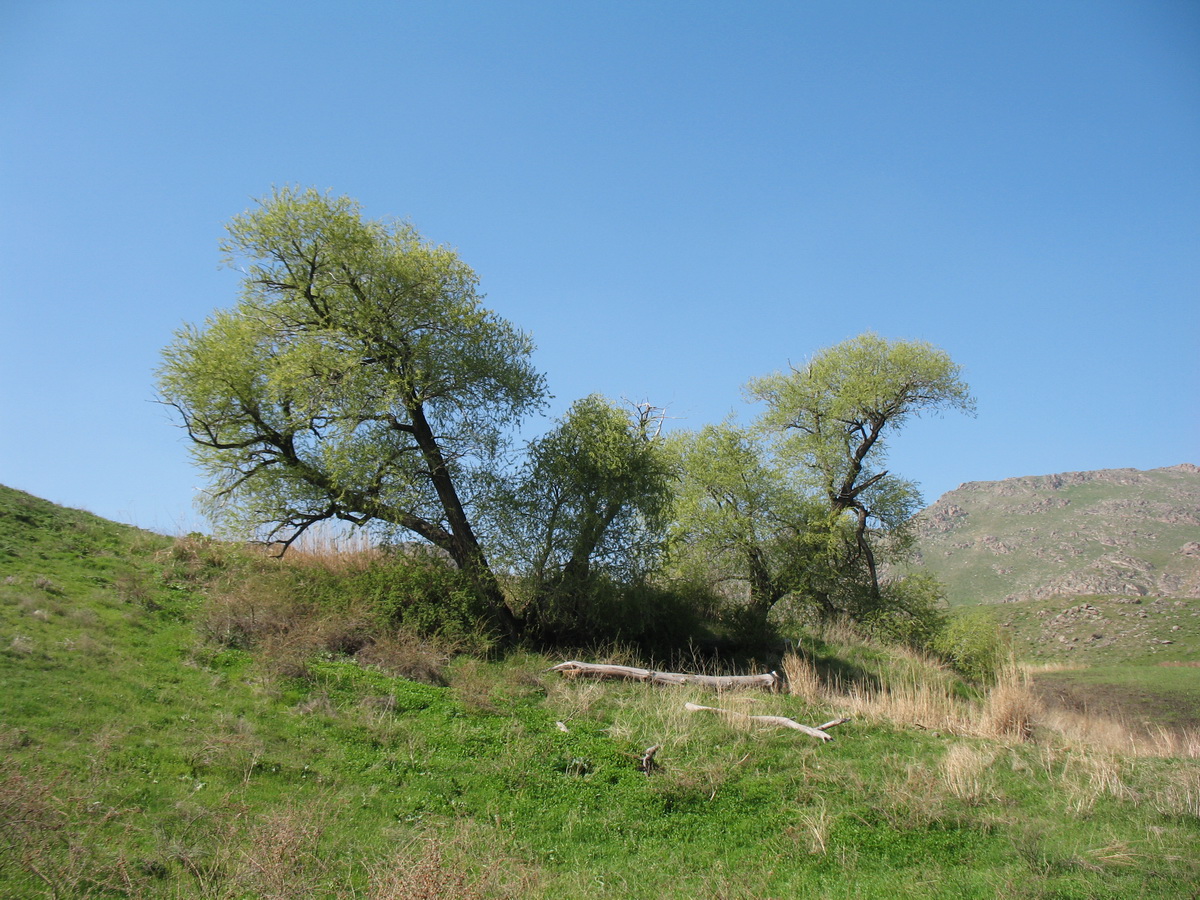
[551,661,780,692]
[685,702,845,742]
[817,717,849,732]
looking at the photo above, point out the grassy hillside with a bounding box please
[998,594,1200,665]
[911,464,1200,606]
[2,485,1199,898]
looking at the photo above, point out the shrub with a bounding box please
[934,607,1008,683]
[519,575,711,655]
[348,557,494,648]
[859,572,949,651]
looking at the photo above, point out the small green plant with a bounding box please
[934,606,1008,683]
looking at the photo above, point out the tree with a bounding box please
[668,422,815,626]
[157,187,546,637]
[490,395,674,641]
[746,333,974,611]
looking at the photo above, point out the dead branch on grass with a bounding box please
[684,702,846,741]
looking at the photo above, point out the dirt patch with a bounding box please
[1032,672,1200,736]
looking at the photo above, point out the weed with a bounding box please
[940,743,996,804]
[981,677,1041,740]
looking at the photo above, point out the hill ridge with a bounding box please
[911,463,1200,605]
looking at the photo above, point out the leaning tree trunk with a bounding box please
[409,399,520,641]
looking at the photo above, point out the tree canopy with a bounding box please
[157,187,546,635]
[668,422,812,624]
[159,190,975,650]
[490,395,675,641]
[747,332,975,605]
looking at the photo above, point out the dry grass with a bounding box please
[199,575,298,650]
[0,759,155,898]
[787,799,832,855]
[835,668,981,737]
[233,805,329,899]
[1039,705,1200,758]
[0,759,526,900]
[285,525,384,574]
[782,641,1200,759]
[940,743,997,804]
[781,652,822,704]
[784,649,971,733]
[1020,661,1087,674]
[544,678,608,725]
[980,677,1042,740]
[365,827,536,900]
[1153,766,1200,819]
[357,633,449,686]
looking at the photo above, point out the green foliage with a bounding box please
[934,607,1008,683]
[348,556,493,647]
[746,332,974,616]
[859,572,950,650]
[491,395,676,642]
[157,186,546,634]
[749,333,975,490]
[667,422,809,617]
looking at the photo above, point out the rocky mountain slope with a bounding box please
[910,464,1200,605]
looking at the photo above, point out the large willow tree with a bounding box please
[747,332,975,613]
[157,187,546,637]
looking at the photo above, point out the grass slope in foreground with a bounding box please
[2,485,1199,898]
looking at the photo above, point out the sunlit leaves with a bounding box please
[157,187,547,559]
[495,395,674,583]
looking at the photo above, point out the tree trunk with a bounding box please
[407,399,519,640]
[746,546,781,624]
[851,505,881,600]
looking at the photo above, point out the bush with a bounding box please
[859,572,949,652]
[346,557,495,650]
[519,574,711,655]
[934,607,1008,683]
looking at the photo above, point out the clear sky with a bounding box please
[2,1,1197,534]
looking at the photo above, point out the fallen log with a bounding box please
[550,661,781,691]
[684,702,842,741]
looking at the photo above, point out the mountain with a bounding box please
[910,464,1200,605]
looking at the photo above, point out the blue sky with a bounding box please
[1,1,1197,534]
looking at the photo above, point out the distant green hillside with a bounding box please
[911,464,1200,606]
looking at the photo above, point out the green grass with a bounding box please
[2,484,1199,898]
[999,594,1200,665]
